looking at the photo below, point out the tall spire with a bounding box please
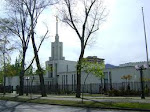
[56,16,58,35]
[55,16,59,42]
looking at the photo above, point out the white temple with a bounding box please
[5,17,150,93]
[44,17,77,86]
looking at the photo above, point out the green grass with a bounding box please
[0,96,150,111]
[48,93,107,97]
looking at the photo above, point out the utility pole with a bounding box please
[142,7,149,67]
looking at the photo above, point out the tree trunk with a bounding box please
[30,16,47,97]
[31,36,47,97]
[76,41,85,98]
[76,62,81,98]
[19,48,25,96]
[19,74,24,95]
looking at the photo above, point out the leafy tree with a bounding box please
[0,29,15,95]
[0,71,3,84]
[59,0,107,97]
[0,0,31,95]
[1,0,57,96]
[5,63,17,77]
[81,58,104,79]
[121,74,132,90]
[80,58,104,102]
[0,62,18,90]
[121,74,132,83]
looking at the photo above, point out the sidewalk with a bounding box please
[1,93,150,104]
[43,95,150,104]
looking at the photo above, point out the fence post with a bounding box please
[90,84,92,94]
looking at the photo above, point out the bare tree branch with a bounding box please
[59,0,107,98]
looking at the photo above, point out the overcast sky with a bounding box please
[1,0,150,67]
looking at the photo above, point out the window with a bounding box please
[55,63,57,76]
[72,74,74,90]
[64,75,65,86]
[48,64,53,78]
[72,74,73,85]
[66,65,68,72]
[52,47,54,58]
[109,72,112,83]
[66,75,68,85]
[62,75,63,86]
[74,74,76,84]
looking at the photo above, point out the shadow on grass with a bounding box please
[81,97,150,111]
[82,97,114,107]
[0,95,41,112]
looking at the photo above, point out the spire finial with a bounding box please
[56,15,58,22]
[56,16,58,35]
[55,15,59,42]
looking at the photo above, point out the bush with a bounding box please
[108,89,141,96]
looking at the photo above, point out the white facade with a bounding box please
[44,18,103,86]
[5,76,19,90]
[104,66,150,83]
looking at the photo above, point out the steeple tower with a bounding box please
[50,16,65,61]
[55,16,59,42]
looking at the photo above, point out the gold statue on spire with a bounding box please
[56,15,58,22]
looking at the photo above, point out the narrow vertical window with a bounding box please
[55,63,57,76]
[48,64,53,78]
[62,75,63,86]
[64,75,65,86]
[66,75,68,85]
[52,47,54,59]
[74,74,76,84]
[72,74,74,91]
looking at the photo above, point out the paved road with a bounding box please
[0,100,141,112]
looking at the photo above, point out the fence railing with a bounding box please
[0,85,13,93]
[15,81,150,95]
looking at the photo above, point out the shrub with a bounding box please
[108,89,141,96]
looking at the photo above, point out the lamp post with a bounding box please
[25,76,30,96]
[135,64,148,99]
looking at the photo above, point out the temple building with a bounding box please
[5,18,150,93]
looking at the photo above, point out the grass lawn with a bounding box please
[47,93,107,97]
[0,96,150,111]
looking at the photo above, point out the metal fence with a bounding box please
[0,85,13,93]
[16,81,150,95]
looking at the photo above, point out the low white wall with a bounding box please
[6,76,19,90]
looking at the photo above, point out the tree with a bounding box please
[80,58,104,79]
[2,0,57,96]
[0,0,31,95]
[59,0,107,97]
[121,74,132,90]
[0,33,15,95]
[22,0,58,97]
[121,74,132,83]
[0,62,19,79]
[80,58,104,102]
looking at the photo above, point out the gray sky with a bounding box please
[39,0,150,66]
[88,0,150,65]
[1,0,150,67]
